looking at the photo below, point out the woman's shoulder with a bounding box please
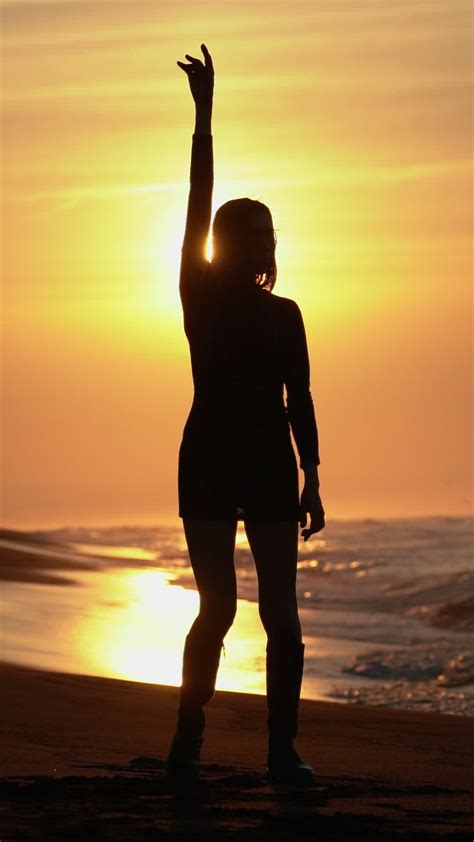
[262,290,302,318]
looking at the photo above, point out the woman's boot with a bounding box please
[265,639,316,785]
[166,631,223,783]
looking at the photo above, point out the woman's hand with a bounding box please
[299,483,325,541]
[177,43,214,106]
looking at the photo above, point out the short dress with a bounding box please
[178,133,320,523]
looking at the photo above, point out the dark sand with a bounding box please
[1,662,472,840]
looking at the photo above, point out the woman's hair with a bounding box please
[211,198,277,292]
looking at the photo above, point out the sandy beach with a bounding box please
[1,661,472,840]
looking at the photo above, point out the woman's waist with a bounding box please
[180,421,294,460]
[190,388,285,412]
[184,399,289,436]
[187,400,287,425]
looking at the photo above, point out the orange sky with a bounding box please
[2,0,472,528]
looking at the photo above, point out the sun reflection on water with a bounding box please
[71,568,267,694]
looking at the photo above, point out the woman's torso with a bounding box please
[182,283,292,451]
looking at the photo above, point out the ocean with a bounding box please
[1,515,473,716]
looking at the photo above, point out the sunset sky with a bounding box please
[2,0,472,528]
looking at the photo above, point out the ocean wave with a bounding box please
[427,595,474,632]
[327,680,474,717]
[340,639,474,687]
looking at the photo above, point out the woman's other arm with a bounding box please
[284,301,325,539]
[176,44,214,309]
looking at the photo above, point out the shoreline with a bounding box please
[1,526,474,720]
[1,661,473,839]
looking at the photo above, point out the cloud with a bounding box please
[315,158,472,185]
[3,79,173,103]
[14,180,183,204]
[10,158,470,215]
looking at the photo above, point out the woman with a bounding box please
[166,44,325,786]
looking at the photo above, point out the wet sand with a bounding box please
[1,662,472,840]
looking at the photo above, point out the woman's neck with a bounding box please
[212,263,258,292]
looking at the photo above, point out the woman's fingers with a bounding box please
[201,43,214,70]
[179,45,213,70]
[185,53,204,66]
[177,61,196,75]
[304,512,315,539]
[301,506,325,540]
[300,506,311,539]
[177,46,214,104]
[177,46,213,85]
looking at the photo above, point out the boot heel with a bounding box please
[266,744,316,786]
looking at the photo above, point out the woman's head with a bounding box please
[211,198,277,291]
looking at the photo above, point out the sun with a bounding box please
[141,215,185,316]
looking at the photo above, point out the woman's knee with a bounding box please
[198,592,237,635]
[259,603,302,643]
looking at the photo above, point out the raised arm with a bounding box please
[176,44,214,309]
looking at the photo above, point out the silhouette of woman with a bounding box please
[166,44,325,786]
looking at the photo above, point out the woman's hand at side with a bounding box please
[177,43,214,106]
[299,465,325,540]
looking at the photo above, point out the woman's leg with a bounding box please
[244,520,301,646]
[176,517,238,734]
[244,520,314,782]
